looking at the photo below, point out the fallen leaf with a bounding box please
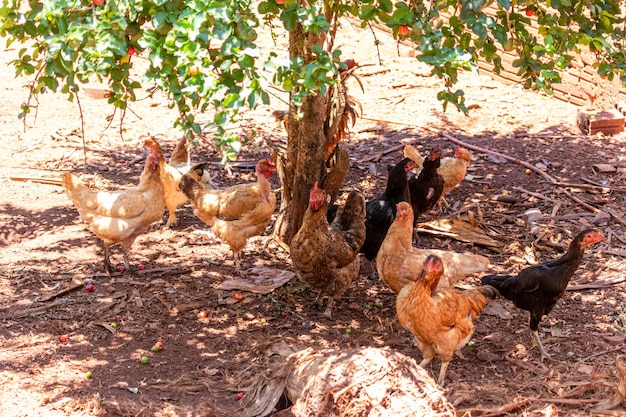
[217,266,295,294]
[482,302,514,320]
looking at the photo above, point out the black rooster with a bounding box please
[481,229,603,361]
[408,145,444,226]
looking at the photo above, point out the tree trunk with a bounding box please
[276,23,328,245]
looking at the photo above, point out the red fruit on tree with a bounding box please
[276,0,284,4]
[525,9,534,16]
[127,46,135,56]
[93,0,104,5]
[398,25,410,36]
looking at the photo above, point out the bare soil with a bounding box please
[1,23,626,416]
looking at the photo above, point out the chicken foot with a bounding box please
[531,329,552,362]
[103,245,132,276]
[312,290,335,318]
[103,245,113,277]
[419,356,449,387]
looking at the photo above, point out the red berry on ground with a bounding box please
[85,283,94,292]
[281,311,289,317]
[137,264,145,270]
[234,293,244,301]
[237,393,245,400]
[116,265,125,272]
[59,336,68,343]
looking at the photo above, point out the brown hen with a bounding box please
[397,254,497,386]
[377,202,490,294]
[179,158,277,271]
[290,182,366,318]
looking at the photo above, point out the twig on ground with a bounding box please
[10,176,63,186]
[577,346,626,363]
[567,276,626,290]
[538,398,600,404]
[511,187,554,202]
[357,142,406,163]
[456,397,538,417]
[604,207,626,228]
[12,301,61,318]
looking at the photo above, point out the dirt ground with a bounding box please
[1,21,626,417]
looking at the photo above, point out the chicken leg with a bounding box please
[437,360,450,387]
[103,245,113,276]
[232,251,241,271]
[531,329,552,362]
[103,245,131,276]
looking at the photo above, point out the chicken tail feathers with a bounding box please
[188,163,216,190]
[481,285,499,299]
[403,144,425,167]
[465,285,498,317]
[333,190,366,252]
[169,136,189,166]
[480,274,515,297]
[179,173,204,202]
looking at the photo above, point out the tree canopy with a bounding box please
[1,0,624,156]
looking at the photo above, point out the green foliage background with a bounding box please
[1,0,624,156]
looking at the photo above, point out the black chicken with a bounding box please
[408,145,444,226]
[326,157,416,275]
[360,157,416,267]
[481,229,603,361]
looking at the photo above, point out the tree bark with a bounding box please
[278,21,328,245]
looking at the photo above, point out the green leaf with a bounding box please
[471,22,487,39]
[359,5,378,20]
[497,0,511,9]
[378,0,393,13]
[281,7,298,31]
